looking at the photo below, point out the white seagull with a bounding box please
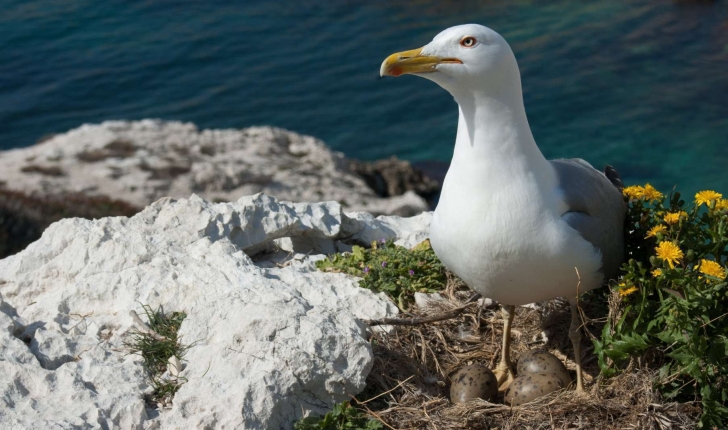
[380,24,626,391]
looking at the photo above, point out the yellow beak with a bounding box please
[380,47,462,77]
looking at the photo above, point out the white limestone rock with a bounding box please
[0,295,149,430]
[0,120,428,216]
[0,193,431,429]
[344,210,433,249]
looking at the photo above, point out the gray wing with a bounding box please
[551,158,627,281]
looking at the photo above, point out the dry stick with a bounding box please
[356,375,414,405]
[415,329,427,365]
[432,327,459,361]
[364,293,482,327]
[574,268,594,339]
[68,311,94,333]
[700,311,728,329]
[129,310,169,341]
[357,402,397,430]
[422,403,437,430]
[423,336,444,376]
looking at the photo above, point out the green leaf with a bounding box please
[293,402,383,430]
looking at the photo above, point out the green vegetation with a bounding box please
[125,304,190,406]
[316,239,447,310]
[294,402,383,430]
[594,185,728,427]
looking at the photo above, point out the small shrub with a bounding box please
[125,304,189,406]
[77,139,138,162]
[139,161,191,179]
[316,239,447,310]
[20,164,65,176]
[76,149,109,162]
[104,139,138,157]
[294,402,383,430]
[594,184,728,427]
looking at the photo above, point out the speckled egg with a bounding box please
[517,349,572,387]
[504,372,565,406]
[449,364,498,404]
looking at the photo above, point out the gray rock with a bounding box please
[0,120,428,217]
[0,193,431,429]
[348,156,439,198]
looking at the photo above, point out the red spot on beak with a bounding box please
[390,67,403,77]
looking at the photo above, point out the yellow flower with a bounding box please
[616,281,638,297]
[715,199,728,211]
[623,184,663,202]
[695,190,723,206]
[652,268,663,277]
[698,259,726,280]
[641,184,663,202]
[619,286,639,297]
[655,242,683,269]
[646,225,667,238]
[623,185,644,200]
[663,211,687,225]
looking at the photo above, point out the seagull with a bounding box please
[380,24,625,391]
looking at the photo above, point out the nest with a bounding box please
[356,281,700,429]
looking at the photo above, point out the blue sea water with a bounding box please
[1,0,727,196]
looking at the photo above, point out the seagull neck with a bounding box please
[451,90,548,173]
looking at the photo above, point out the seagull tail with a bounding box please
[604,165,624,191]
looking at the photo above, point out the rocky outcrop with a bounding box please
[0,120,429,219]
[0,193,431,429]
[349,156,440,200]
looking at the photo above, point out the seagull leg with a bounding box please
[569,302,585,392]
[493,304,516,391]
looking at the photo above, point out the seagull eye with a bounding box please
[460,36,477,48]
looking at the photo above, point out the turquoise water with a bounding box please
[1,0,727,196]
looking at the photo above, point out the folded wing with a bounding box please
[552,158,627,281]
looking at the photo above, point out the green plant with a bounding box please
[316,239,447,310]
[125,304,189,406]
[294,402,383,430]
[594,185,728,427]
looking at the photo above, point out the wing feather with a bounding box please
[551,158,626,280]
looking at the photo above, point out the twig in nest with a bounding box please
[364,293,482,327]
[356,375,414,404]
[129,310,169,341]
[357,402,397,430]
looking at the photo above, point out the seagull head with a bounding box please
[380,24,519,97]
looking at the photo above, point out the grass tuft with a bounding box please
[125,304,189,407]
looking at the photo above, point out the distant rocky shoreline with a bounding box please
[0,120,442,258]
